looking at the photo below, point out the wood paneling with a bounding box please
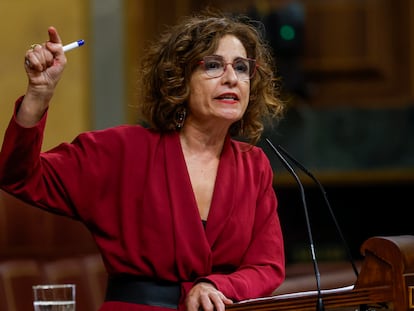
[301,0,413,107]
[0,190,97,259]
[124,0,194,124]
[200,0,414,107]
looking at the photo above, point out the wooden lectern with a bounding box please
[227,235,414,311]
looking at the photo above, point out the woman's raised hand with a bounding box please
[19,26,67,126]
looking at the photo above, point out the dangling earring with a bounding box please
[175,106,187,130]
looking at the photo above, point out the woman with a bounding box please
[0,10,285,311]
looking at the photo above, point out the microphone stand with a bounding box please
[275,144,359,278]
[265,138,325,311]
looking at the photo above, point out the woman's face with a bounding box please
[187,35,251,129]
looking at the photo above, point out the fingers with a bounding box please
[200,292,227,311]
[30,44,42,50]
[186,282,233,311]
[188,293,231,311]
[24,26,67,73]
[24,43,54,72]
[48,26,62,44]
[46,26,65,55]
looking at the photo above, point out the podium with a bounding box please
[227,235,414,311]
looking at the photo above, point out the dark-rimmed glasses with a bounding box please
[198,55,258,81]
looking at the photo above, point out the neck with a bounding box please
[179,126,227,158]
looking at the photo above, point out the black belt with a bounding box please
[105,275,181,309]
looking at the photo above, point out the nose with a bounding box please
[221,63,238,84]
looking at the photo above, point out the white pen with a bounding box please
[63,39,85,52]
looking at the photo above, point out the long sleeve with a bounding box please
[0,98,285,309]
[0,97,50,204]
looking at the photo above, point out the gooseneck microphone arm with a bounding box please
[275,144,359,278]
[265,138,325,311]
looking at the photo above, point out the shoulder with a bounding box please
[56,125,166,159]
[229,138,273,172]
[228,139,275,191]
[74,124,160,145]
[230,139,268,161]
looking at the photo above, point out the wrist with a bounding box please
[17,93,50,127]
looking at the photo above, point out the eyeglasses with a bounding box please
[198,55,258,81]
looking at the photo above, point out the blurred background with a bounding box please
[0,0,413,268]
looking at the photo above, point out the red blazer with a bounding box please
[0,98,285,311]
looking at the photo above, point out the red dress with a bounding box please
[0,98,285,310]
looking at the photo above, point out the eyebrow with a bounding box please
[209,54,249,61]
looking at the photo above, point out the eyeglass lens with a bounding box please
[202,56,256,80]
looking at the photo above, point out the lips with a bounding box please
[215,93,239,100]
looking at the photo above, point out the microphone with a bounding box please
[265,138,325,311]
[274,144,359,278]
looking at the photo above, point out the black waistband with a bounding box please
[105,275,181,309]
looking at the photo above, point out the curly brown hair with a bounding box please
[137,9,285,145]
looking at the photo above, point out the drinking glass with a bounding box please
[33,284,76,311]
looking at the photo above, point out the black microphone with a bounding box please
[275,144,359,278]
[265,138,325,311]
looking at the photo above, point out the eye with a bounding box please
[233,59,249,74]
[204,59,223,71]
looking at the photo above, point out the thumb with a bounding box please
[47,26,62,44]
